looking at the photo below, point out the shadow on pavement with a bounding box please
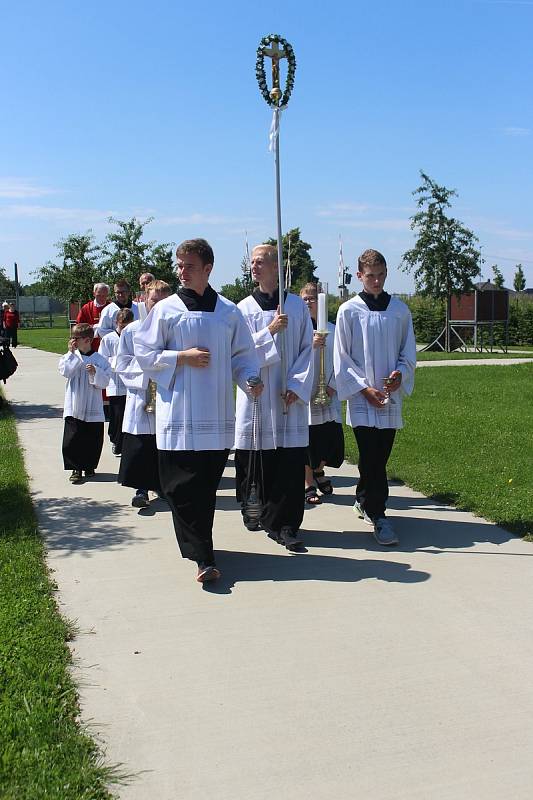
[86,472,120,483]
[204,549,430,594]
[386,494,518,551]
[10,400,63,420]
[32,494,155,556]
[303,505,517,552]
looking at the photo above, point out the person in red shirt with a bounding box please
[76,283,110,353]
[3,303,20,348]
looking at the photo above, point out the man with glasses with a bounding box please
[134,239,261,584]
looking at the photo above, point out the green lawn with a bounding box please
[18,325,70,355]
[0,397,119,799]
[416,350,531,361]
[343,363,533,540]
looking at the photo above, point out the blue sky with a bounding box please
[1,0,532,294]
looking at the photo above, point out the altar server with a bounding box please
[116,280,171,508]
[134,239,261,583]
[300,283,344,505]
[234,245,314,549]
[334,249,416,545]
[95,280,139,337]
[98,308,134,455]
[59,323,111,484]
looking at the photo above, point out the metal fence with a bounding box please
[0,296,66,328]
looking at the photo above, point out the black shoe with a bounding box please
[266,526,303,551]
[69,470,83,484]
[132,490,149,508]
[85,469,95,478]
[278,526,303,550]
[243,515,262,531]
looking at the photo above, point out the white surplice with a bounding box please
[133,293,259,451]
[58,350,111,422]
[98,330,127,396]
[334,295,416,429]
[309,321,342,426]
[234,293,314,450]
[94,301,139,338]
[115,319,155,436]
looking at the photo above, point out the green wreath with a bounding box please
[255,34,296,108]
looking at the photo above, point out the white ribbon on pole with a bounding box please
[268,105,287,152]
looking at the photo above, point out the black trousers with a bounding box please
[62,417,104,471]
[108,395,126,450]
[158,449,229,564]
[353,426,396,521]
[4,326,17,347]
[235,447,306,534]
[119,433,161,491]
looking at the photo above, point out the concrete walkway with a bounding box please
[5,347,533,800]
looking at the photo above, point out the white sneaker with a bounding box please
[373,518,399,546]
[353,499,373,525]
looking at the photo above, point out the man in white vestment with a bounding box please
[116,280,171,508]
[95,279,139,337]
[234,244,314,550]
[334,249,416,546]
[134,239,262,583]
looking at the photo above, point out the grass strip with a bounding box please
[0,396,119,799]
[416,350,531,361]
[343,364,533,540]
[18,326,71,355]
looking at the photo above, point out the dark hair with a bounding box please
[116,308,134,325]
[176,238,214,267]
[358,249,387,273]
[71,323,94,339]
[114,279,131,291]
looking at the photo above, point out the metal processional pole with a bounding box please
[255,34,296,409]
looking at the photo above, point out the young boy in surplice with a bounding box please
[334,249,416,546]
[300,282,344,506]
[59,323,111,484]
[98,308,134,456]
[116,280,171,508]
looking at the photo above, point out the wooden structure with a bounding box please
[423,282,510,353]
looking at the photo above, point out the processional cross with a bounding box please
[255,34,296,410]
[261,40,287,104]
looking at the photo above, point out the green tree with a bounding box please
[513,263,526,292]
[401,171,481,350]
[0,266,16,296]
[265,228,317,290]
[100,217,175,290]
[492,264,505,289]
[22,279,48,296]
[35,232,100,305]
[220,255,254,304]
